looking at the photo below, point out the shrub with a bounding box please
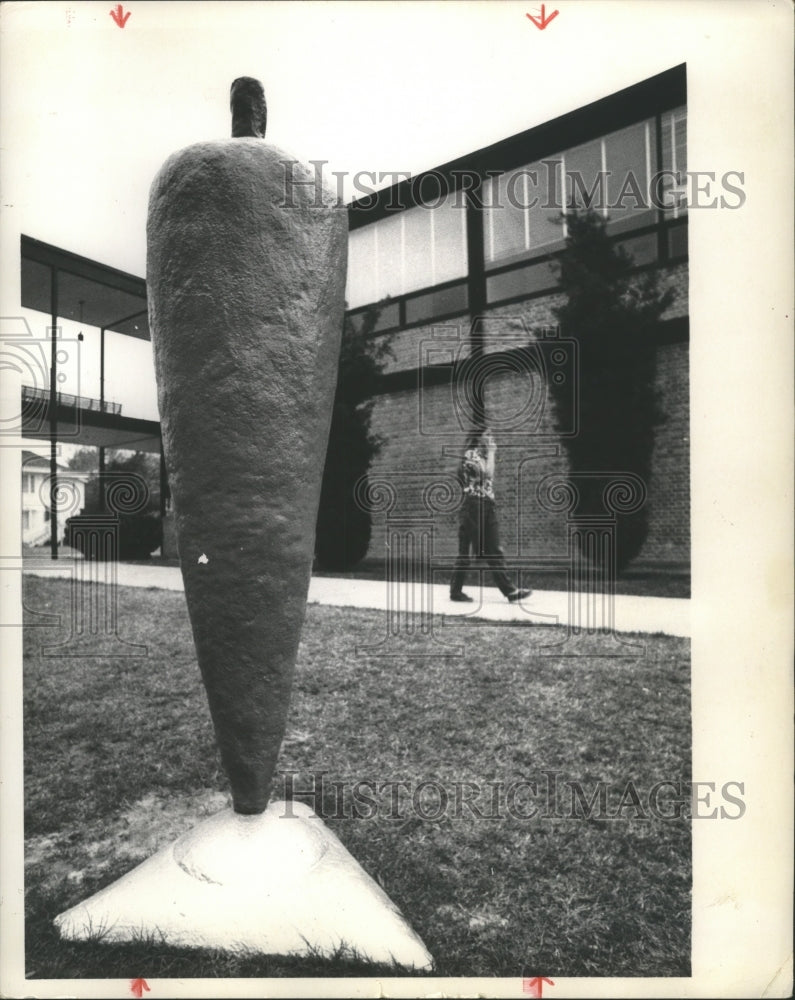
[65,513,162,561]
[549,210,674,572]
[315,303,391,571]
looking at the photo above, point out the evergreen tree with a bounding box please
[66,447,161,559]
[315,303,392,571]
[549,210,674,572]
[68,447,159,513]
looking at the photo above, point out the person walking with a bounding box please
[449,428,531,604]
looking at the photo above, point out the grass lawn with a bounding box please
[22,575,691,981]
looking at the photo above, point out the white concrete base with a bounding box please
[54,801,433,970]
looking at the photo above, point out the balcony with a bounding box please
[22,384,122,416]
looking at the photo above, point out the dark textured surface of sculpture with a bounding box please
[146,79,347,814]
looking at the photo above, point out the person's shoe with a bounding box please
[450,592,473,602]
[507,588,532,603]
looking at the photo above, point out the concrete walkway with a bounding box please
[22,559,690,638]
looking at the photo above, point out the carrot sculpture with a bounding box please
[146,78,346,814]
[54,80,432,968]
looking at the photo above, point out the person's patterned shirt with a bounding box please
[461,448,495,500]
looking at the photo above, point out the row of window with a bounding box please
[346,108,686,310]
[347,191,467,312]
[348,218,687,336]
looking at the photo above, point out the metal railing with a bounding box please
[22,384,122,416]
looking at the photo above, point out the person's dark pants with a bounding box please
[450,496,516,597]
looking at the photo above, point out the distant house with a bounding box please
[21,451,90,546]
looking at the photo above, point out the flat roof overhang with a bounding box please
[19,235,158,460]
[21,235,150,339]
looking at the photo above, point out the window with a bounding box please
[431,197,469,286]
[23,473,35,494]
[484,159,565,267]
[667,221,688,259]
[346,103,687,313]
[486,168,528,263]
[345,194,467,309]
[346,225,377,309]
[565,138,604,212]
[486,259,558,304]
[404,283,468,324]
[376,213,403,295]
[604,120,657,232]
[22,511,30,529]
[661,106,687,218]
[402,206,432,294]
[526,160,565,252]
[483,116,670,268]
[616,232,658,266]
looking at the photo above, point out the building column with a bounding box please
[465,182,487,429]
[49,267,59,560]
[536,471,648,654]
[98,446,106,511]
[354,471,464,658]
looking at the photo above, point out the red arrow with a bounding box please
[110,4,131,28]
[130,979,150,999]
[522,977,555,998]
[526,5,559,29]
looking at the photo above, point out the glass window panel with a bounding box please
[616,232,658,266]
[527,158,565,252]
[667,221,688,259]
[349,196,466,305]
[405,282,467,324]
[661,106,687,218]
[564,139,604,211]
[484,161,564,266]
[372,301,401,332]
[431,194,468,285]
[606,210,656,235]
[604,120,655,229]
[346,226,376,308]
[347,300,401,334]
[486,260,558,304]
[485,169,527,264]
[402,205,432,295]
[374,214,404,299]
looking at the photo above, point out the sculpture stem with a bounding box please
[230,77,268,138]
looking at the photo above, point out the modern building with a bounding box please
[344,64,689,578]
